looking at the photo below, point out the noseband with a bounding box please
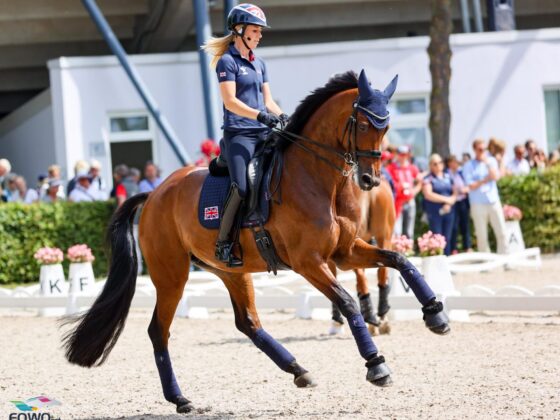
[274,101,384,177]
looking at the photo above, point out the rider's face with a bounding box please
[244,25,263,49]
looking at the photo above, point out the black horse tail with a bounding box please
[62,192,150,367]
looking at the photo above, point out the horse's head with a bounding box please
[353,69,398,191]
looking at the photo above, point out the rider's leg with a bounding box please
[215,131,261,266]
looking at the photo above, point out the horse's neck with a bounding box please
[285,91,357,196]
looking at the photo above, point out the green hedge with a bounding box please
[0,201,115,284]
[498,166,560,253]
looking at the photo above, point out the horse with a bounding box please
[330,178,395,336]
[62,70,450,414]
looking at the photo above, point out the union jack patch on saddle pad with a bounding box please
[204,206,219,220]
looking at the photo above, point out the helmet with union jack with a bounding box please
[227,3,269,31]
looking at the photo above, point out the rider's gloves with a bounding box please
[257,111,281,128]
[279,113,290,127]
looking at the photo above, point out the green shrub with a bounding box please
[0,201,115,284]
[498,166,560,253]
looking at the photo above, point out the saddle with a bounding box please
[198,136,289,274]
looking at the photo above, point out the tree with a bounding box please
[427,0,453,157]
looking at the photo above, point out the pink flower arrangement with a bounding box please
[417,231,447,257]
[67,244,95,263]
[34,247,64,265]
[503,204,522,221]
[195,138,221,167]
[392,235,414,256]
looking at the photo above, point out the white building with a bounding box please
[1,27,560,185]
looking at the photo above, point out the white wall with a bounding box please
[0,90,56,184]
[45,28,560,182]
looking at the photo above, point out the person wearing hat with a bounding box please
[42,179,65,203]
[68,170,98,202]
[202,3,287,266]
[386,145,423,238]
[89,159,108,200]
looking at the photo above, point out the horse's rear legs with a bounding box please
[217,271,316,388]
[299,261,392,386]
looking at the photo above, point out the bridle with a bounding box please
[273,100,385,177]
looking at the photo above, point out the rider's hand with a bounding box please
[257,111,281,128]
[279,113,290,127]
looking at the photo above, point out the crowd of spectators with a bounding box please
[0,158,162,208]
[380,137,560,255]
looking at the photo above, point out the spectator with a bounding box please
[461,152,471,165]
[47,164,66,199]
[535,149,547,173]
[2,175,20,202]
[68,170,98,202]
[0,158,12,191]
[139,161,163,193]
[15,176,39,204]
[386,145,423,238]
[122,167,140,197]
[422,154,456,255]
[89,159,108,200]
[67,160,90,196]
[111,164,129,207]
[488,137,507,177]
[548,150,560,167]
[446,155,472,253]
[462,139,508,254]
[42,179,64,203]
[525,139,539,169]
[506,145,530,176]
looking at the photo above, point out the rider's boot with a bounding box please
[215,183,244,267]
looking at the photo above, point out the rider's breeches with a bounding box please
[222,129,267,198]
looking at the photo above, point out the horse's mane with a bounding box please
[277,71,358,149]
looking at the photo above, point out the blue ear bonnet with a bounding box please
[357,70,398,130]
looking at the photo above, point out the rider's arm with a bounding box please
[262,83,283,116]
[219,82,260,120]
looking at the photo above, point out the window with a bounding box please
[386,97,431,158]
[108,112,156,172]
[544,89,560,152]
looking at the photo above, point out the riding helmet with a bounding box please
[227,3,269,31]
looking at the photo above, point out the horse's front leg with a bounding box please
[295,260,392,386]
[335,238,450,335]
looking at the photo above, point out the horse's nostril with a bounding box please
[361,174,373,185]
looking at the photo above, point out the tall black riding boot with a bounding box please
[215,183,244,267]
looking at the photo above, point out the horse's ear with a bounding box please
[383,75,398,99]
[358,69,374,97]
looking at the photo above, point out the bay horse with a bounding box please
[62,70,449,414]
[330,178,395,336]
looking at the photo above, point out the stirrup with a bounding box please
[215,241,243,267]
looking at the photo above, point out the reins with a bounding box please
[272,101,383,178]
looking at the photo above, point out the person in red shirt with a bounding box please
[110,164,129,207]
[386,145,423,238]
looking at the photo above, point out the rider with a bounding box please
[203,3,287,267]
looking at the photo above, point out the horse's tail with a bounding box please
[62,192,150,367]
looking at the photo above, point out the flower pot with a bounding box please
[39,263,67,316]
[66,261,95,314]
[504,220,525,254]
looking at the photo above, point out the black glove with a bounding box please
[257,111,281,128]
[279,113,290,128]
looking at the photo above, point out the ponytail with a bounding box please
[202,33,235,68]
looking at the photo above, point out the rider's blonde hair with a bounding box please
[202,33,236,68]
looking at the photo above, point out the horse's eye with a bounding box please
[358,122,369,132]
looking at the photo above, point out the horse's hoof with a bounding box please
[422,301,451,335]
[328,321,344,335]
[379,317,391,335]
[175,396,194,413]
[365,355,392,386]
[294,372,317,388]
[368,323,380,336]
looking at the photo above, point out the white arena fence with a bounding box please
[0,248,559,318]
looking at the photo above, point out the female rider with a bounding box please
[203,3,287,267]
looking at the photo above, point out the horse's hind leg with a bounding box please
[145,247,193,413]
[355,268,380,336]
[216,270,316,388]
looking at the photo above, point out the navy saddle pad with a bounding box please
[198,174,270,229]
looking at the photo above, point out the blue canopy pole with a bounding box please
[82,0,191,166]
[193,0,221,141]
[224,0,237,34]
